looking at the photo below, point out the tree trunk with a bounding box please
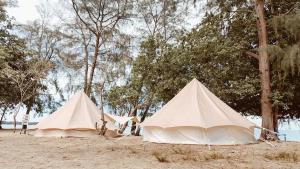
[119,107,136,134]
[21,100,33,134]
[0,107,7,129]
[163,1,167,41]
[135,105,150,136]
[13,102,22,133]
[255,0,278,140]
[273,105,279,133]
[83,40,89,93]
[119,121,128,134]
[130,108,138,135]
[86,34,100,97]
[98,86,107,136]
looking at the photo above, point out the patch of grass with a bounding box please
[172,147,191,155]
[171,147,197,161]
[182,154,198,161]
[152,151,169,163]
[204,152,225,161]
[265,151,299,162]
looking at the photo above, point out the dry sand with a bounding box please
[0,130,299,169]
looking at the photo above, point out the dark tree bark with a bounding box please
[135,105,150,136]
[118,107,137,134]
[130,108,138,135]
[273,105,279,133]
[86,34,100,96]
[119,121,128,134]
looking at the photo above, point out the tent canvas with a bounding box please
[34,91,117,137]
[141,78,257,145]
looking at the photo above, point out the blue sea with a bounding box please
[2,124,37,130]
[253,128,300,142]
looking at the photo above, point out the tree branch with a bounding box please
[246,51,259,60]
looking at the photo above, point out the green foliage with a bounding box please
[109,0,300,120]
[0,1,27,107]
[269,9,300,76]
[0,1,54,117]
[108,37,160,114]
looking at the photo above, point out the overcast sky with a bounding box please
[7,0,40,24]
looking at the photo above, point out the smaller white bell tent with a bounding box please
[141,78,257,145]
[34,91,116,137]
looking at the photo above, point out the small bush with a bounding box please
[152,151,169,163]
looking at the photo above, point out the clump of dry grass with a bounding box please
[152,151,169,163]
[204,151,226,161]
[182,154,198,161]
[171,147,198,161]
[265,151,299,162]
[172,147,191,155]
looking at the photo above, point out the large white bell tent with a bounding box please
[141,78,257,145]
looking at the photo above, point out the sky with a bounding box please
[7,0,40,24]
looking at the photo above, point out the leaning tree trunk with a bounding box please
[0,107,7,129]
[86,34,100,97]
[119,121,128,134]
[130,108,138,135]
[255,0,278,140]
[119,107,137,134]
[135,105,150,136]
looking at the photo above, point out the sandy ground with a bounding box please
[0,130,299,169]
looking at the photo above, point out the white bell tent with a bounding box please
[34,91,137,137]
[141,78,257,145]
